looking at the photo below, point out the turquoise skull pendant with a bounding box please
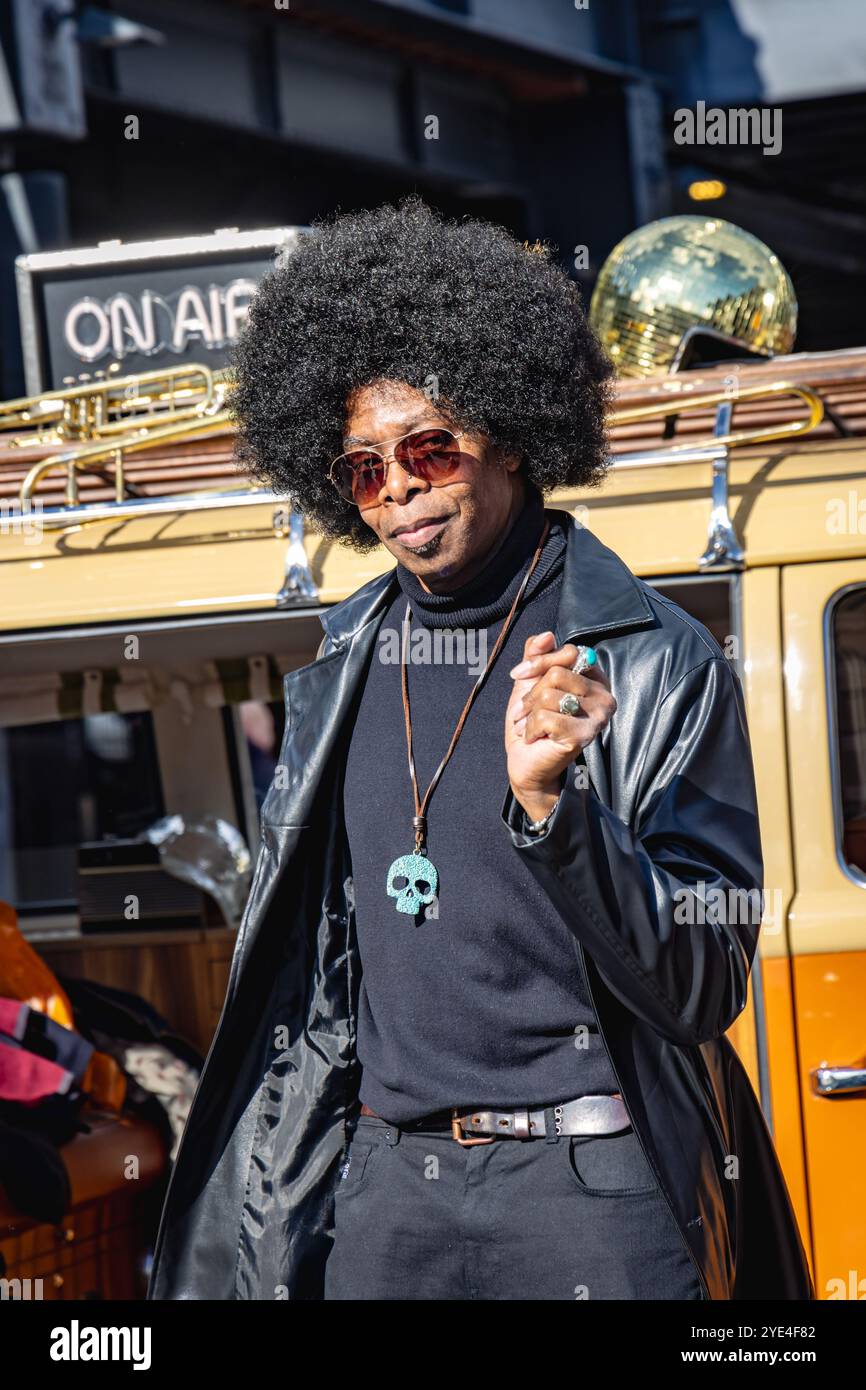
[386,852,439,915]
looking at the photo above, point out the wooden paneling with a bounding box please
[37,926,236,1057]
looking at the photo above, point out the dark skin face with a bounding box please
[339,379,617,826]
[340,379,526,592]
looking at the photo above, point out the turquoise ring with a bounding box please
[572,645,597,674]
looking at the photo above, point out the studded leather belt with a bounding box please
[360,1095,630,1144]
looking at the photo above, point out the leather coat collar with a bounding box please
[320,509,656,650]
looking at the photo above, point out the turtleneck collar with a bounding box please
[394,487,567,629]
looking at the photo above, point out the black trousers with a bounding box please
[323,1113,707,1301]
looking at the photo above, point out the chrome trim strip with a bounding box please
[32,488,281,530]
[0,606,329,646]
[609,445,727,470]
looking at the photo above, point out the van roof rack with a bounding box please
[0,362,830,571]
[608,379,824,568]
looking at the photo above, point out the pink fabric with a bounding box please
[0,1038,72,1104]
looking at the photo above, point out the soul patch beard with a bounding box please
[409,529,446,560]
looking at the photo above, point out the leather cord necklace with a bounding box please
[386,516,551,915]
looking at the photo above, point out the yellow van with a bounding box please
[0,346,863,1297]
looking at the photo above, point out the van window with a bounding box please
[831,586,866,878]
[0,712,164,918]
[648,576,737,663]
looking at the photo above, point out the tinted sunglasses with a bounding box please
[328,426,466,508]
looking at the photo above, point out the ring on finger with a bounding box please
[558,692,582,717]
[572,645,597,674]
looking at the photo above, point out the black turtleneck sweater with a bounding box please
[342,489,619,1124]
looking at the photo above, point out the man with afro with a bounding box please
[153,196,810,1302]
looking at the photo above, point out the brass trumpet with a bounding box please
[607,379,824,452]
[6,364,235,507]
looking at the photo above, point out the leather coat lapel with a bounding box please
[552,510,655,645]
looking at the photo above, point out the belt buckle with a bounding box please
[451,1108,495,1146]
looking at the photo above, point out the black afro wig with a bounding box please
[230,195,614,552]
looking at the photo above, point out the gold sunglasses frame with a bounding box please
[327,425,466,506]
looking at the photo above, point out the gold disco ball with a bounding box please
[589,215,797,377]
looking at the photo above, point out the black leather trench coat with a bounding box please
[147,510,814,1301]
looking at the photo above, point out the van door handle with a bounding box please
[810,1063,866,1096]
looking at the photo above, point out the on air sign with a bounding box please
[61,279,258,364]
[15,226,305,393]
